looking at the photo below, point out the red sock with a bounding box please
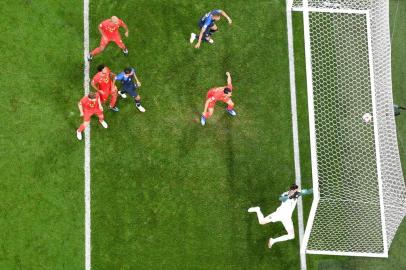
[97,114,104,122]
[109,94,117,108]
[203,112,212,118]
[78,124,86,133]
[227,105,234,110]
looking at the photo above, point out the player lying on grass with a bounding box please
[76,92,108,140]
[114,67,146,113]
[201,72,236,126]
[91,64,119,112]
[248,184,313,249]
[88,16,129,61]
[190,9,232,49]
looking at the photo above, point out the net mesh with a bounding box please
[291,0,406,255]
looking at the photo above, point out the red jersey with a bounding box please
[81,94,101,112]
[207,84,233,102]
[99,19,126,37]
[92,67,112,91]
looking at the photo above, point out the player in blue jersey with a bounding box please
[190,9,232,49]
[114,67,146,113]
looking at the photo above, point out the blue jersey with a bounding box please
[200,10,222,29]
[115,68,137,90]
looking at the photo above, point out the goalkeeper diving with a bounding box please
[248,184,313,248]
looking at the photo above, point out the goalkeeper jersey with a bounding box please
[276,192,298,218]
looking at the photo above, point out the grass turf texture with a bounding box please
[0,0,404,269]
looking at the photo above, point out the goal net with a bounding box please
[288,0,406,257]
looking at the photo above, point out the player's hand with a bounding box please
[137,82,141,87]
[125,31,129,37]
[228,19,232,24]
[226,72,231,77]
[195,42,201,49]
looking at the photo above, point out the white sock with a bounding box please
[272,233,295,244]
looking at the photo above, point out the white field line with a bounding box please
[286,0,307,269]
[83,0,91,269]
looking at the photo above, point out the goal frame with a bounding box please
[286,0,390,258]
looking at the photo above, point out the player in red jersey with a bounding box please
[76,92,108,140]
[91,64,119,112]
[88,16,129,61]
[201,72,236,126]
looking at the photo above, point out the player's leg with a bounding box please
[108,88,119,112]
[201,107,214,126]
[225,99,236,116]
[134,93,145,112]
[204,25,214,44]
[247,207,274,225]
[209,24,218,37]
[95,110,108,128]
[112,35,128,56]
[76,112,92,140]
[89,36,110,60]
[191,20,204,44]
[118,88,127,99]
[268,218,295,249]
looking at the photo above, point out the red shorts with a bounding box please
[100,34,125,49]
[207,96,231,109]
[98,87,113,103]
[83,109,103,122]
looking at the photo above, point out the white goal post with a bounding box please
[287,0,406,257]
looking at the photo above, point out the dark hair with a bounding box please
[223,87,231,94]
[88,92,96,99]
[124,67,132,74]
[97,64,105,72]
[290,184,299,191]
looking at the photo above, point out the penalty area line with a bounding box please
[83,0,91,269]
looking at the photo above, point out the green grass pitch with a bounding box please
[0,0,405,269]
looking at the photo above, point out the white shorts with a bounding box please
[264,212,294,232]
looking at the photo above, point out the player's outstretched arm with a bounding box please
[98,25,106,38]
[300,188,313,196]
[195,28,206,49]
[134,74,141,87]
[226,72,232,86]
[98,97,103,111]
[221,11,232,24]
[121,21,129,37]
[78,102,84,117]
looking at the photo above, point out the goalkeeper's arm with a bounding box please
[279,188,313,202]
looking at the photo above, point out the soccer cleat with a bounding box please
[268,238,274,249]
[123,48,129,56]
[200,115,206,126]
[87,54,93,62]
[205,37,214,44]
[118,91,127,99]
[76,130,82,140]
[109,106,119,112]
[190,33,196,43]
[136,105,146,113]
[248,207,260,213]
[227,109,237,116]
[100,120,108,129]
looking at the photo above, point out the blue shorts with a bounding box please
[198,20,214,37]
[121,86,138,97]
